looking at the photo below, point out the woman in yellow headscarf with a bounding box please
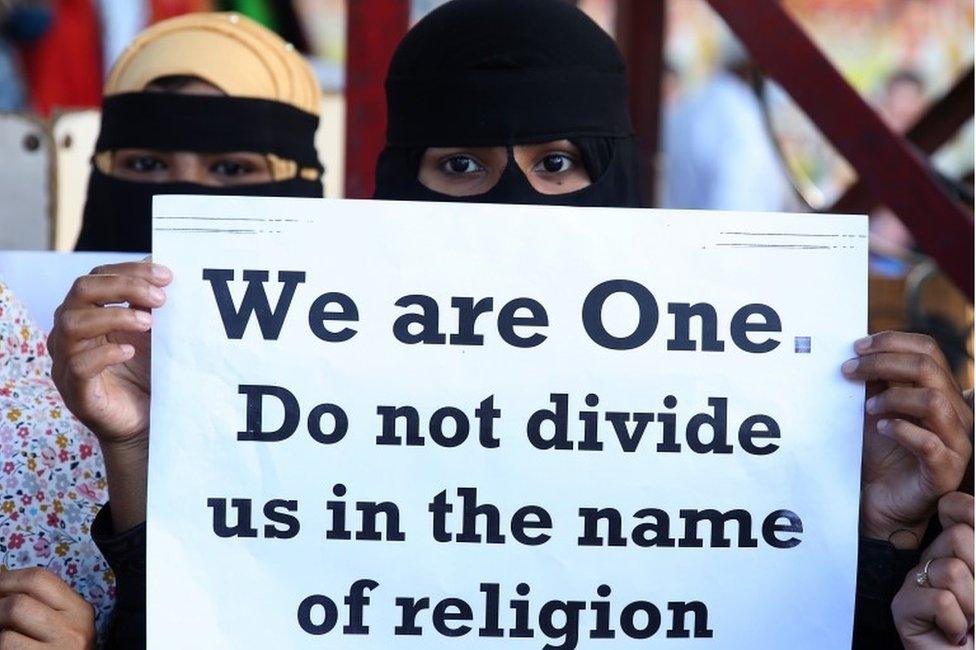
[0,14,323,650]
[74,12,323,252]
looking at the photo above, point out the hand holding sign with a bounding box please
[48,260,170,531]
[49,261,168,443]
[844,332,973,548]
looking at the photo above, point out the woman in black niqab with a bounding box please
[373,0,640,207]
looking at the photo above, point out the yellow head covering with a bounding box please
[97,12,322,181]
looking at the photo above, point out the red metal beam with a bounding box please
[904,68,975,154]
[706,0,974,299]
[344,0,410,199]
[830,67,974,215]
[615,0,666,208]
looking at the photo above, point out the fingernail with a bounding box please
[135,311,151,327]
[148,287,165,303]
[866,397,879,413]
[842,359,859,374]
[854,336,872,352]
[151,264,171,281]
[120,344,135,357]
[876,418,890,434]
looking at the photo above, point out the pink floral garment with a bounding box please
[0,279,115,631]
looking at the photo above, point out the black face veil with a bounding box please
[75,93,323,253]
[373,0,640,207]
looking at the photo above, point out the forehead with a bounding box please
[114,149,267,159]
[144,77,225,96]
[426,140,578,151]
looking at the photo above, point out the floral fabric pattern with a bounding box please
[0,280,115,632]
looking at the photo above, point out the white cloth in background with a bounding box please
[96,0,148,73]
[663,72,792,212]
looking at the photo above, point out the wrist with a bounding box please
[98,432,149,534]
[97,430,149,459]
[861,514,929,549]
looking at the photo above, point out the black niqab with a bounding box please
[75,93,323,253]
[373,0,640,207]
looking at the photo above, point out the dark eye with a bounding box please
[441,155,484,175]
[126,156,166,173]
[212,159,254,177]
[539,153,575,174]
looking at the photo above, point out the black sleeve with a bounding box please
[852,537,921,649]
[92,504,146,649]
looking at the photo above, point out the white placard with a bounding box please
[149,196,867,649]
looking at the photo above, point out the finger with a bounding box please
[868,387,970,456]
[844,350,958,395]
[922,524,975,574]
[903,587,970,645]
[940,492,975,529]
[927,557,975,622]
[56,307,152,347]
[90,261,170,285]
[0,629,42,649]
[855,332,955,381]
[845,352,972,430]
[876,417,952,470]
[0,594,57,641]
[61,273,168,310]
[64,342,135,381]
[0,568,85,612]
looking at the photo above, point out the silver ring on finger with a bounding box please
[915,557,934,588]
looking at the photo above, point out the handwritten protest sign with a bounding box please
[148,196,867,648]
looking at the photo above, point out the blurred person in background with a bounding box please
[73,11,324,252]
[661,37,792,213]
[879,69,927,133]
